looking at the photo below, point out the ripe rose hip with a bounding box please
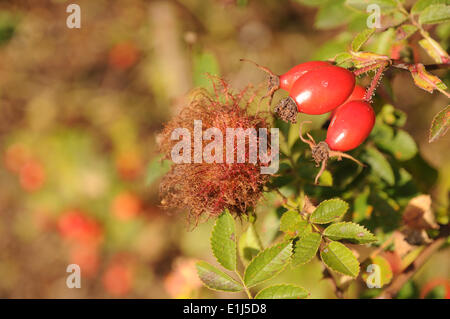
[275,65,355,122]
[240,59,329,105]
[299,121,366,185]
[279,61,330,92]
[326,100,375,152]
[330,84,366,118]
[346,84,366,101]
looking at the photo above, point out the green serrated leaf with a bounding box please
[323,222,377,244]
[196,261,242,292]
[419,37,450,64]
[238,224,262,266]
[310,199,349,224]
[320,241,360,277]
[280,211,308,238]
[419,4,450,24]
[350,50,391,68]
[292,231,322,266]
[412,0,449,14]
[429,105,450,142]
[345,0,398,12]
[352,29,375,52]
[211,211,237,271]
[408,63,448,93]
[255,284,309,299]
[362,146,395,185]
[244,241,293,288]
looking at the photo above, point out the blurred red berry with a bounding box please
[58,210,103,245]
[116,151,143,180]
[109,41,140,70]
[112,192,142,220]
[164,258,202,298]
[19,160,45,192]
[70,244,99,278]
[4,143,31,173]
[102,261,134,297]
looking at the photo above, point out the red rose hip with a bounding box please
[291,66,355,114]
[346,84,366,101]
[279,61,330,92]
[330,84,366,118]
[240,59,330,107]
[326,100,375,152]
[275,66,355,122]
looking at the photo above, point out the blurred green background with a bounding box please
[0,0,448,298]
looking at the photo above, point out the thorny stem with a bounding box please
[387,60,450,98]
[235,270,253,299]
[352,60,389,103]
[353,62,382,76]
[391,60,450,71]
[366,63,387,102]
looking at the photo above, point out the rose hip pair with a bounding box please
[242,59,375,152]
[242,59,376,184]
